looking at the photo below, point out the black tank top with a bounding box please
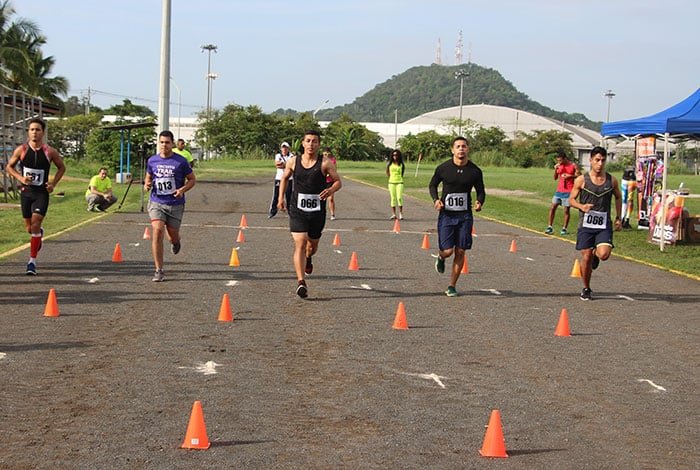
[20,144,51,193]
[291,155,326,216]
[578,173,614,228]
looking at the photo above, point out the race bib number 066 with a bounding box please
[297,193,321,212]
[582,210,607,229]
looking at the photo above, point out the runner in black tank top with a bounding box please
[569,146,622,301]
[277,130,342,298]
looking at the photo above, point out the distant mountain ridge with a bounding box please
[274,63,599,131]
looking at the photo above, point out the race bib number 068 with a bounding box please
[582,210,607,229]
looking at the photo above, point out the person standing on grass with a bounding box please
[6,117,66,276]
[569,146,622,301]
[269,142,293,218]
[429,136,485,297]
[545,150,579,235]
[277,130,341,298]
[386,149,405,220]
[143,130,196,282]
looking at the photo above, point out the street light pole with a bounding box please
[604,89,616,122]
[170,76,181,140]
[455,69,469,135]
[201,44,217,159]
[312,99,329,119]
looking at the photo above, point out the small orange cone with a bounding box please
[239,214,248,229]
[461,255,469,274]
[479,409,508,458]
[181,401,211,450]
[229,247,240,267]
[570,259,582,278]
[392,218,401,233]
[236,230,245,243]
[509,239,517,253]
[332,233,341,246]
[392,302,409,330]
[142,227,151,240]
[112,243,123,262]
[218,293,233,322]
[43,288,60,317]
[348,251,359,271]
[554,308,571,337]
[421,234,431,250]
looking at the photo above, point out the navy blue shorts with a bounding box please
[575,227,614,250]
[21,189,49,218]
[437,211,473,251]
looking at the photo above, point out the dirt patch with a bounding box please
[487,188,537,197]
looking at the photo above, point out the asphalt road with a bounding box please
[0,177,698,469]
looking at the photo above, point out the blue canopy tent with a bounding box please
[601,88,700,250]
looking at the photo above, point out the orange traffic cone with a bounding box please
[142,227,151,240]
[479,409,509,458]
[392,218,401,233]
[181,401,211,450]
[239,214,248,229]
[112,243,123,262]
[421,234,431,250]
[392,302,409,330]
[236,230,245,243]
[218,293,233,322]
[570,259,582,278]
[229,248,240,267]
[43,288,60,317]
[348,251,359,271]
[554,308,571,337]
[461,255,469,274]
[332,233,341,246]
[509,239,517,253]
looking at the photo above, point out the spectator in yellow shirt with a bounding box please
[85,167,117,212]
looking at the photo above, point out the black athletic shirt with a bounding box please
[19,144,51,194]
[577,173,614,229]
[428,159,486,214]
[290,155,327,217]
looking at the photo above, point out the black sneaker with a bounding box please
[305,256,313,274]
[171,241,181,255]
[580,287,592,301]
[296,280,308,298]
[592,254,600,270]
[435,256,445,274]
[26,262,37,276]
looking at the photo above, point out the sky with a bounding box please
[15,0,700,123]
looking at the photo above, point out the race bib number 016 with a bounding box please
[154,176,176,195]
[23,167,45,186]
[444,192,469,211]
[297,193,321,212]
[583,210,607,229]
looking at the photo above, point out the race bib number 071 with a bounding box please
[582,210,607,229]
[23,167,45,186]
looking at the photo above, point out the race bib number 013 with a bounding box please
[154,176,176,195]
[444,192,469,211]
[23,167,45,186]
[582,210,607,229]
[297,193,321,212]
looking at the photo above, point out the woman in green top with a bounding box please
[386,149,405,220]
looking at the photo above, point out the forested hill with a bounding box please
[276,63,599,131]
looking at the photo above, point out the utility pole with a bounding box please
[455,69,469,135]
[604,89,616,122]
[157,0,172,134]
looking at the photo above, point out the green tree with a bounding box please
[47,113,103,160]
[323,114,385,161]
[397,130,453,162]
[104,99,155,117]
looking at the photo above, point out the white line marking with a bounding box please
[85,277,100,284]
[350,284,372,290]
[179,361,222,375]
[480,288,502,295]
[617,295,635,301]
[525,257,534,261]
[0,352,6,360]
[637,379,667,392]
[226,280,239,286]
[128,242,140,247]
[334,249,343,254]
[398,371,448,388]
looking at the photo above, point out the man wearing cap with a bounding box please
[269,141,294,218]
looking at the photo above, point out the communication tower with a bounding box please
[455,30,464,65]
[434,37,442,65]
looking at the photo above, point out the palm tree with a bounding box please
[0,0,68,103]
